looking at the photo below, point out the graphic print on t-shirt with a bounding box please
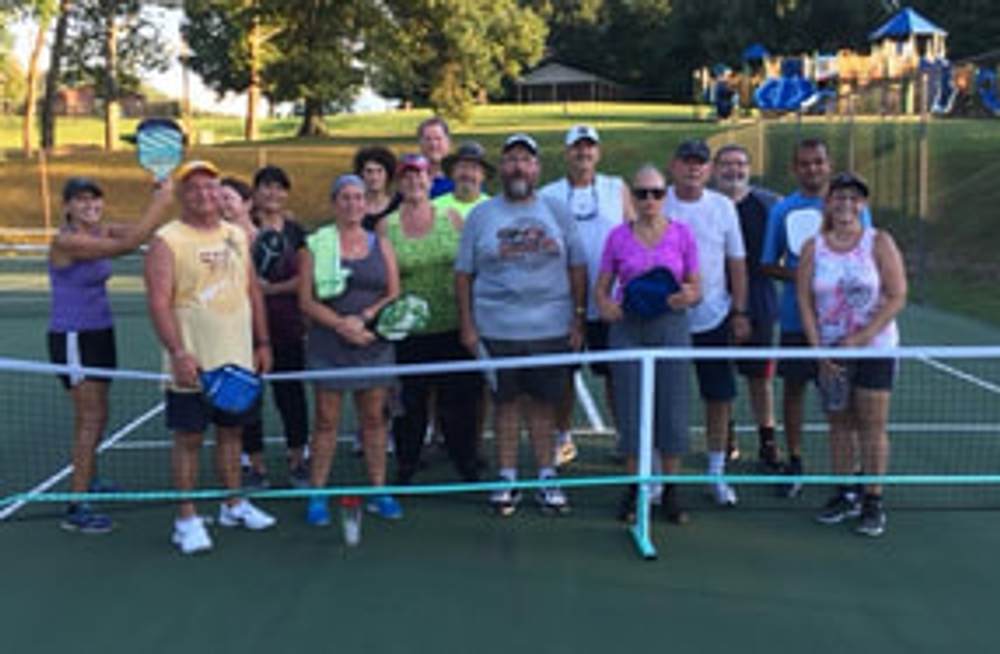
[785,207,823,256]
[496,217,562,263]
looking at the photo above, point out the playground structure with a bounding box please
[695,6,1000,119]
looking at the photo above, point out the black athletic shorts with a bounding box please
[47,327,117,389]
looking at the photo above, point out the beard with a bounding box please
[503,176,533,200]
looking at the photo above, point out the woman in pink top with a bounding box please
[595,164,700,525]
[798,173,906,538]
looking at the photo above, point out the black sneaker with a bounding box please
[241,466,270,491]
[778,457,804,498]
[288,462,310,490]
[816,491,862,524]
[757,441,782,473]
[856,495,886,537]
[617,486,637,524]
[661,485,690,525]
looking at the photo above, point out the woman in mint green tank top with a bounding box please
[382,154,482,484]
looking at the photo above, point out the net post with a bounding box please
[630,352,658,560]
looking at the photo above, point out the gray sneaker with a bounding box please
[855,496,886,537]
[816,491,861,525]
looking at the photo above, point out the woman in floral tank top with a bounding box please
[797,173,907,538]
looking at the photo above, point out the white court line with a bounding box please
[919,355,1000,395]
[0,401,165,520]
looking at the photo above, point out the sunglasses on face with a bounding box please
[632,188,666,200]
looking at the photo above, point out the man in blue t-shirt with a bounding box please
[761,138,871,497]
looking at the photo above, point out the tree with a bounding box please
[370,0,547,121]
[184,0,379,137]
[18,1,58,155]
[41,0,72,150]
[183,0,281,140]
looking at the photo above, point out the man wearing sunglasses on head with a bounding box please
[665,139,749,509]
[539,125,636,468]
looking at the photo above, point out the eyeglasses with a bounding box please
[632,188,666,200]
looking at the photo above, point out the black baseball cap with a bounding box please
[674,139,711,162]
[442,141,495,178]
[62,177,103,202]
[828,172,870,198]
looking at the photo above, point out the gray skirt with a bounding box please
[609,310,691,456]
[305,325,395,392]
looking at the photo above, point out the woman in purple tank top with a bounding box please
[797,173,906,538]
[47,177,173,534]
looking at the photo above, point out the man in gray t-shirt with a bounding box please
[455,133,587,517]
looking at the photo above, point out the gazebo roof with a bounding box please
[869,7,946,41]
[517,62,618,87]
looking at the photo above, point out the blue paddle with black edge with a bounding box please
[199,364,263,415]
[135,118,185,182]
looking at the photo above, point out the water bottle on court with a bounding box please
[340,495,362,546]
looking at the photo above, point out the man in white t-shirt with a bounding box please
[665,139,750,507]
[539,125,635,467]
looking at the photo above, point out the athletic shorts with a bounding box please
[735,318,776,379]
[691,320,737,402]
[846,357,897,391]
[777,331,818,383]
[165,390,261,434]
[47,328,117,389]
[481,337,571,405]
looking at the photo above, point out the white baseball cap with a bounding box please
[565,124,600,146]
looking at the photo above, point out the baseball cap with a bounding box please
[828,172,870,198]
[565,124,600,147]
[502,133,538,156]
[176,160,220,182]
[62,177,103,202]
[442,141,495,178]
[396,153,430,175]
[674,139,711,162]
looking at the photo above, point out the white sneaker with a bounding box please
[219,499,277,530]
[172,516,213,555]
[711,482,738,507]
[535,482,571,515]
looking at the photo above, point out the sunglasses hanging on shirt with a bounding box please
[568,184,599,221]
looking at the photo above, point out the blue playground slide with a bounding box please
[923,60,957,115]
[976,68,1000,116]
[754,59,820,112]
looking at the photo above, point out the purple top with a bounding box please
[48,254,114,332]
[599,220,699,300]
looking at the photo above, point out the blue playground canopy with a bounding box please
[742,43,770,61]
[869,7,946,41]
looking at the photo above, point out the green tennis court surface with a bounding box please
[3,255,1000,653]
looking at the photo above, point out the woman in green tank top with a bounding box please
[382,154,482,484]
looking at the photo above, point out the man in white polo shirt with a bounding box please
[665,139,750,507]
[539,125,635,467]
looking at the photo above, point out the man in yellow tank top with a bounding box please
[145,160,276,555]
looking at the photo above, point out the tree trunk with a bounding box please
[22,11,52,156]
[245,13,261,141]
[42,0,73,151]
[103,5,119,152]
[297,97,327,137]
